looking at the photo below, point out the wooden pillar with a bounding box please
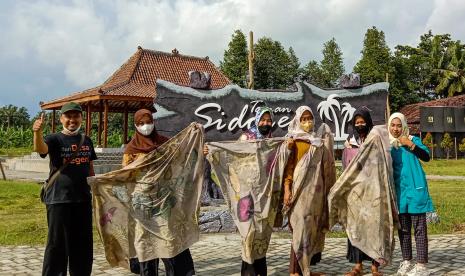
[248,31,255,89]
[51,110,56,133]
[103,100,109,148]
[98,100,103,146]
[123,102,128,144]
[86,104,92,136]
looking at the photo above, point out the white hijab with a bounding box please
[287,106,322,146]
[388,112,412,149]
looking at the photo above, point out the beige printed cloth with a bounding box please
[328,126,398,265]
[88,123,205,268]
[285,124,336,275]
[206,138,289,264]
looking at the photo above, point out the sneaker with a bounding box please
[406,264,430,276]
[397,260,415,275]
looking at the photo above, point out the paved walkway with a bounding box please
[1,234,464,275]
[4,169,465,183]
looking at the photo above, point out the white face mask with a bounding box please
[62,125,81,136]
[136,123,154,136]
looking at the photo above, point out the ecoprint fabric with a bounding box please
[285,124,336,275]
[328,126,398,264]
[206,138,288,264]
[88,123,205,268]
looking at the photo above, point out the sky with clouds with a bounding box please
[1,0,464,116]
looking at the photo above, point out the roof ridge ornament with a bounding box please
[172,48,179,55]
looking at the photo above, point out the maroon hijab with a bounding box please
[124,109,169,154]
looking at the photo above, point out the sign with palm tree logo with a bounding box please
[154,79,389,142]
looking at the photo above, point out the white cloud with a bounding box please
[1,0,465,115]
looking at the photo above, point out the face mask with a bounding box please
[258,125,272,136]
[136,123,155,136]
[300,121,314,133]
[355,124,368,134]
[62,125,81,136]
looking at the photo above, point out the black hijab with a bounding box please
[347,106,374,144]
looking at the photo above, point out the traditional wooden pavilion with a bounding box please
[40,46,231,147]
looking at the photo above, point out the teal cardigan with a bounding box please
[391,136,434,214]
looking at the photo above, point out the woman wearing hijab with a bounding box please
[342,107,382,276]
[283,106,334,276]
[123,109,195,276]
[388,113,433,276]
[240,106,273,276]
[239,106,274,141]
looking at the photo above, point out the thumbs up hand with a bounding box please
[33,113,45,132]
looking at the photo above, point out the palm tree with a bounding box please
[317,94,341,138]
[435,41,465,97]
[340,103,356,139]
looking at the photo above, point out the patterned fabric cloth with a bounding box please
[328,126,398,265]
[88,123,205,268]
[284,123,336,275]
[206,138,289,264]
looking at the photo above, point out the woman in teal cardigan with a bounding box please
[388,112,434,276]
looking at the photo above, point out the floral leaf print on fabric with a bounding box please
[89,123,205,266]
[206,138,288,263]
[328,126,397,265]
[237,194,254,222]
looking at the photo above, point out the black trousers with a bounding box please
[139,249,195,276]
[42,202,93,276]
[241,257,267,276]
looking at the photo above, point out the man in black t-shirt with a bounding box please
[33,102,97,276]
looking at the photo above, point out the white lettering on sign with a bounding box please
[193,95,357,141]
[194,102,292,131]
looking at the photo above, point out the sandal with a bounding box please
[344,267,363,276]
[310,272,326,276]
[371,264,383,276]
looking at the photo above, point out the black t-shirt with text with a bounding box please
[40,133,97,204]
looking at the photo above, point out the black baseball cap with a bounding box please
[60,102,82,114]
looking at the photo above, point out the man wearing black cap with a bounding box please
[33,102,97,276]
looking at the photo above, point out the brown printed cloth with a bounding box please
[328,126,398,265]
[206,138,289,264]
[285,124,336,276]
[88,123,205,268]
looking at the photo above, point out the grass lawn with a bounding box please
[0,147,32,157]
[421,159,465,176]
[0,180,100,246]
[0,179,464,245]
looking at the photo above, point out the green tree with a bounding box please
[320,38,345,87]
[303,60,326,87]
[422,132,436,159]
[254,37,297,89]
[389,31,454,111]
[458,138,465,154]
[287,47,301,83]
[220,30,248,87]
[440,132,454,159]
[0,105,30,128]
[389,53,421,111]
[354,26,392,84]
[435,40,465,97]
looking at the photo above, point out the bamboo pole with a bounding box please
[247,31,255,89]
